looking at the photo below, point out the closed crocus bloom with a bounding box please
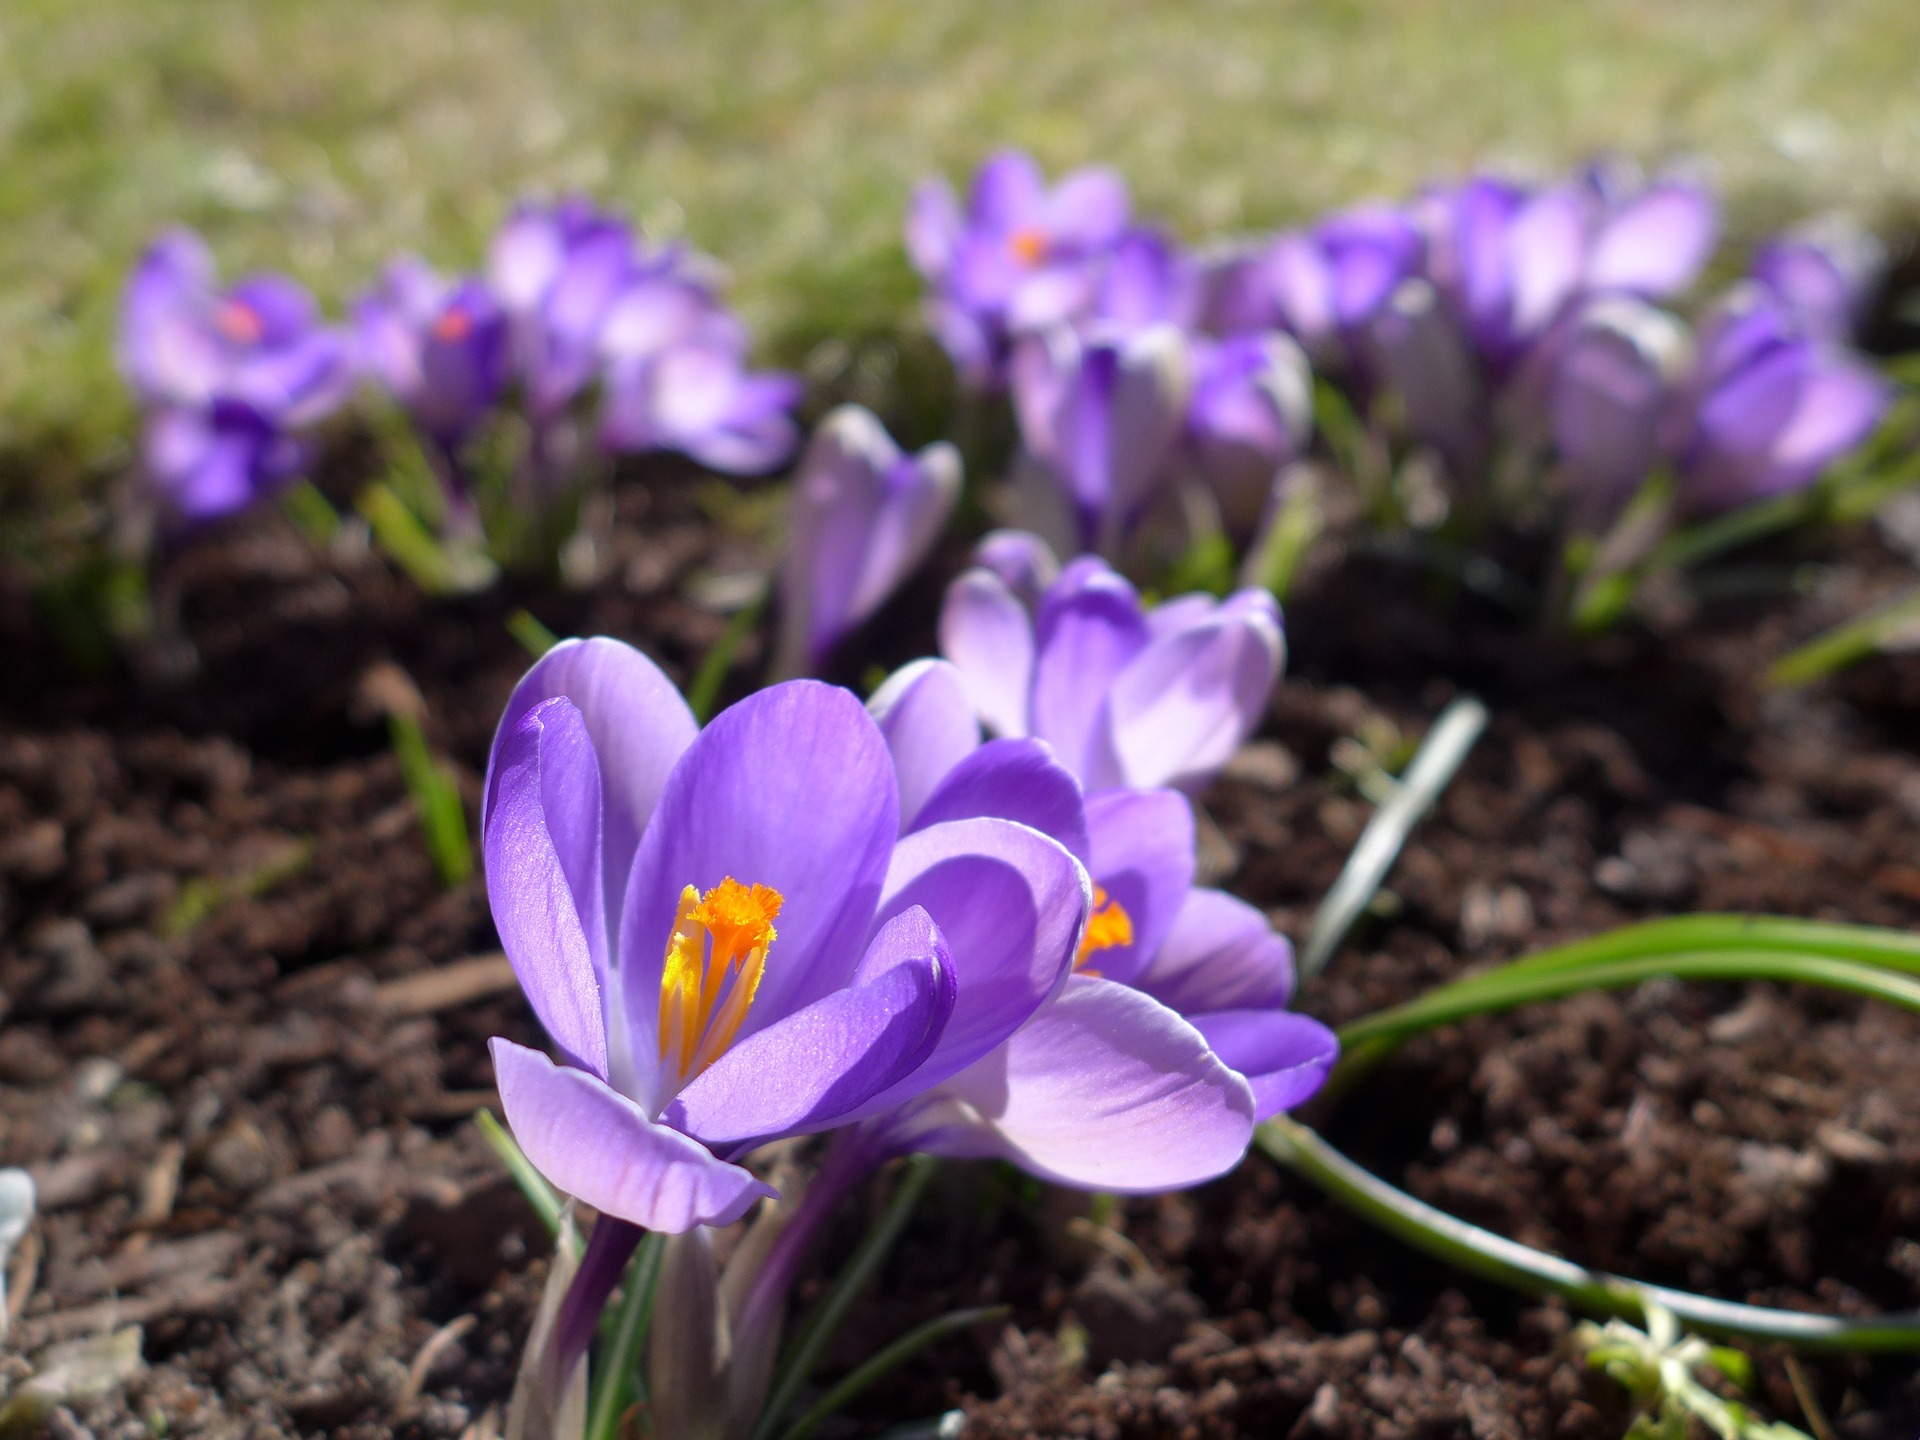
[1010,322,1192,553]
[483,637,1097,1238]
[907,149,1131,386]
[1551,297,1692,520]
[1675,286,1888,513]
[599,341,803,474]
[867,657,1335,1146]
[773,405,962,676]
[1368,277,1486,478]
[118,228,353,521]
[1186,332,1314,535]
[354,258,508,454]
[1750,218,1886,344]
[938,546,1284,793]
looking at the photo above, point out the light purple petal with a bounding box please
[1552,298,1690,512]
[1030,561,1150,782]
[483,700,610,1078]
[1103,324,1193,526]
[1369,278,1485,473]
[1098,590,1283,792]
[1508,188,1589,339]
[1585,182,1718,299]
[858,815,1090,1107]
[927,977,1255,1191]
[1081,788,1195,986]
[973,529,1060,610]
[1042,168,1131,250]
[910,738,1091,865]
[619,682,899,1057]
[868,659,981,828]
[846,445,962,627]
[665,908,955,1146]
[490,638,698,941]
[1135,887,1295,1014]
[939,568,1036,739]
[491,1039,773,1231]
[906,177,964,282]
[1267,233,1336,350]
[1188,1009,1337,1119]
[969,150,1046,232]
[489,207,567,312]
[778,405,901,670]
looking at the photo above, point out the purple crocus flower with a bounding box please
[1009,322,1192,553]
[773,406,962,677]
[488,198,639,421]
[1550,296,1693,522]
[1367,276,1488,477]
[354,257,509,457]
[118,228,353,522]
[866,655,1338,1135]
[938,543,1284,792]
[483,636,1105,1237]
[1186,331,1314,535]
[1749,218,1885,344]
[907,149,1131,387]
[1266,203,1425,363]
[599,340,803,474]
[1672,286,1888,513]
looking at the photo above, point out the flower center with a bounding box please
[214,299,264,345]
[657,877,782,1083]
[1074,885,1133,976]
[431,305,475,343]
[1008,226,1050,267]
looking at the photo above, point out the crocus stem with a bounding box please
[552,1217,644,1390]
[474,1109,569,1247]
[1256,1115,1920,1353]
[777,1306,1010,1440]
[1768,583,1920,687]
[749,1152,939,1440]
[1299,696,1488,979]
[583,1230,665,1440]
[687,590,769,723]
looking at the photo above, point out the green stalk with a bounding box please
[749,1154,938,1440]
[687,591,769,724]
[474,1109,570,1250]
[777,1306,1008,1440]
[508,607,562,659]
[1768,584,1920,687]
[585,1232,665,1440]
[1257,1116,1920,1353]
[1336,949,1920,1081]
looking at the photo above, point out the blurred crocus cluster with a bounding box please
[119,199,801,529]
[910,152,1894,559]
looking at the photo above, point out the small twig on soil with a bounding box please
[374,954,516,1016]
[1783,1356,1838,1440]
[396,1313,477,1414]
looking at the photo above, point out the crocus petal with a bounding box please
[1104,324,1193,527]
[1081,789,1195,986]
[483,699,610,1078]
[778,404,901,671]
[859,815,1090,1106]
[927,977,1255,1191]
[939,568,1036,739]
[970,150,1046,232]
[1043,168,1131,250]
[906,177,963,282]
[910,738,1091,865]
[1508,188,1589,339]
[620,682,900,1056]
[1552,297,1692,514]
[491,637,699,935]
[666,908,956,1146]
[1187,1010,1338,1119]
[491,1040,773,1231]
[1030,562,1150,782]
[1135,887,1296,1014]
[1585,182,1718,299]
[973,529,1060,611]
[1098,590,1283,792]
[846,444,962,626]
[1370,278,1485,474]
[868,659,981,827]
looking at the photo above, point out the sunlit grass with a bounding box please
[5,0,1920,524]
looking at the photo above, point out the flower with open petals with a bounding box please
[773,405,961,676]
[599,340,802,474]
[937,541,1284,793]
[119,228,353,521]
[482,637,1096,1235]
[908,149,1131,386]
[354,257,509,457]
[1266,203,1425,364]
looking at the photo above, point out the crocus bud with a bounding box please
[354,259,508,454]
[648,1229,729,1440]
[1369,277,1485,480]
[1552,296,1693,522]
[489,199,637,420]
[1010,322,1193,553]
[972,529,1061,611]
[1750,218,1886,343]
[1676,285,1889,513]
[1186,332,1314,536]
[773,405,962,676]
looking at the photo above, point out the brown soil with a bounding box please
[2,468,1917,1440]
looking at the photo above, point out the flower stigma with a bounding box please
[657,877,782,1082]
[1009,227,1050,266]
[1074,885,1133,976]
[215,299,264,345]
[432,305,476,343]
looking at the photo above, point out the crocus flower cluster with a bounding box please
[909,152,1315,555]
[119,201,800,528]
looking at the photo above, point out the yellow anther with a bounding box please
[1008,227,1049,266]
[1074,885,1134,976]
[657,877,781,1083]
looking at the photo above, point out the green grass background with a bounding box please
[5,0,1920,521]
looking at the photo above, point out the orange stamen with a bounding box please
[1008,226,1049,266]
[657,877,781,1082]
[431,306,475,343]
[1074,885,1134,975]
[215,299,264,345]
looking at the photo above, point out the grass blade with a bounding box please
[1256,1115,1920,1353]
[778,1306,1008,1440]
[687,590,769,724]
[1768,584,1920,687]
[584,1231,665,1440]
[389,713,473,888]
[474,1108,570,1252]
[508,608,562,660]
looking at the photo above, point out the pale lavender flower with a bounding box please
[1550,296,1693,521]
[599,340,802,474]
[1186,332,1315,534]
[354,258,508,458]
[1750,218,1885,344]
[1267,203,1425,363]
[773,405,961,675]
